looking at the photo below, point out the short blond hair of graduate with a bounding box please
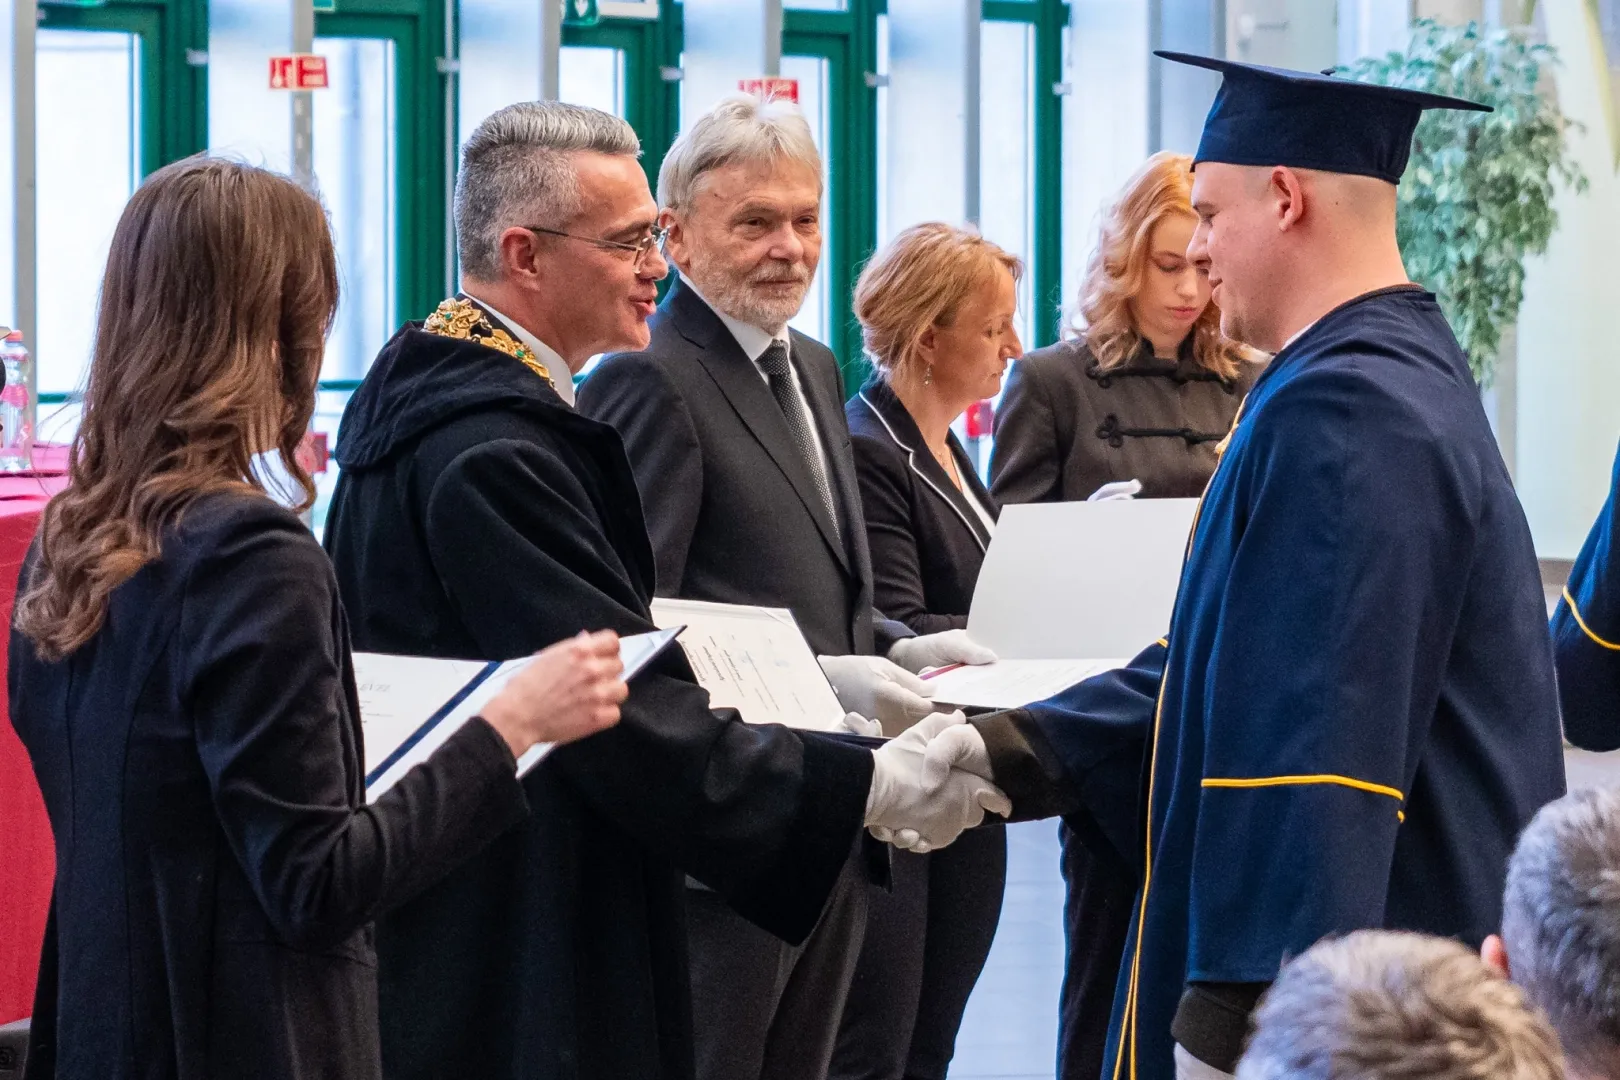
[1236,930,1563,1080]
[853,222,1023,384]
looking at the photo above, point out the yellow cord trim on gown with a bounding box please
[1201,773,1405,803]
[1562,587,1620,651]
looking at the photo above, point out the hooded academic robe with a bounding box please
[321,297,874,1080]
[973,286,1566,1079]
[1551,438,1620,751]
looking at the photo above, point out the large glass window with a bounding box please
[560,44,626,115]
[311,35,397,527]
[978,18,1036,349]
[459,0,540,146]
[780,52,831,344]
[35,29,141,401]
[208,0,292,170]
[314,36,397,386]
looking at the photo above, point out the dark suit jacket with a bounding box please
[322,306,872,1080]
[578,278,906,658]
[10,493,528,1080]
[846,377,997,637]
[991,338,1259,503]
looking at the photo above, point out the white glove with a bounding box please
[1087,478,1143,502]
[819,654,936,735]
[886,629,997,675]
[920,722,994,787]
[838,711,884,738]
[865,710,1012,854]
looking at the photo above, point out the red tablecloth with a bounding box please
[0,447,70,1024]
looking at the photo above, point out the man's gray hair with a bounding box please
[454,101,640,281]
[657,95,822,212]
[1503,785,1620,1077]
[1236,930,1563,1080]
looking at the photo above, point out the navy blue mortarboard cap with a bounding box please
[1155,51,1491,184]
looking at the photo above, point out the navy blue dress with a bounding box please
[975,286,1566,1079]
[1551,439,1620,751]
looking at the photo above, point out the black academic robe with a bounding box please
[1550,437,1620,751]
[10,493,528,1080]
[975,287,1566,1078]
[321,301,873,1080]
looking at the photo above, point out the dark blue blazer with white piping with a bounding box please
[845,376,998,636]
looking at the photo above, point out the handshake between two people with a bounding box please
[815,628,1009,853]
[862,709,1006,853]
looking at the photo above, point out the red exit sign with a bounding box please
[738,77,799,105]
[269,54,329,91]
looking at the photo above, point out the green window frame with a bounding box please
[983,0,1065,351]
[784,0,879,394]
[563,4,683,194]
[37,0,208,405]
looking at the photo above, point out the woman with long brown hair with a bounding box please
[989,150,1261,1080]
[9,157,628,1080]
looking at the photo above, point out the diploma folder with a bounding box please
[922,499,1198,710]
[357,628,683,801]
[648,597,854,735]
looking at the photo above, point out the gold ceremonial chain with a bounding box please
[422,297,556,390]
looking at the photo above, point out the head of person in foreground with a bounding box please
[1485,785,1620,1080]
[1236,930,1563,1080]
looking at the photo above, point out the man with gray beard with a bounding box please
[579,96,995,1080]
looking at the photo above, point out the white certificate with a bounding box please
[967,499,1196,660]
[922,658,1128,710]
[929,499,1196,709]
[649,597,847,733]
[357,627,683,801]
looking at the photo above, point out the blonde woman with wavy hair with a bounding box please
[988,150,1262,1080]
[9,157,627,1080]
[992,150,1260,506]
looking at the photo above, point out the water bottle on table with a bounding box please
[0,330,34,472]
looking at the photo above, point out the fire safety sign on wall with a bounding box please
[269,54,330,91]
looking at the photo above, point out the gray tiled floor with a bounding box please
[949,820,1066,1080]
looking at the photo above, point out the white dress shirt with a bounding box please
[685,284,834,489]
[958,472,997,535]
[466,293,575,407]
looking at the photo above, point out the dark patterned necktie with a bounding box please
[757,340,840,536]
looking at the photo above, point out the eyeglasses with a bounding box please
[523,223,667,271]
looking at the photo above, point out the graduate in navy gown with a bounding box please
[1551,440,1620,750]
[918,55,1566,1079]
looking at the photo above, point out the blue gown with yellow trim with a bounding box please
[1551,440,1620,751]
[1015,287,1565,1080]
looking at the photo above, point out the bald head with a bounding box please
[1187,162,1409,353]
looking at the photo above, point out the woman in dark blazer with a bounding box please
[989,151,1261,1080]
[8,158,627,1080]
[831,224,1023,1080]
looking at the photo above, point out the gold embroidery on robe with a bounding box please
[1213,393,1248,458]
[422,297,556,389]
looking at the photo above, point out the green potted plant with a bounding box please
[1340,18,1587,385]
